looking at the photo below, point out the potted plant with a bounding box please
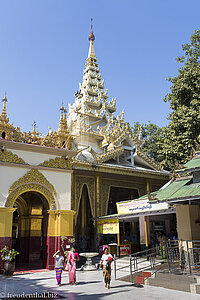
[0,246,19,275]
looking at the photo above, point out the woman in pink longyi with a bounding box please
[67,245,79,285]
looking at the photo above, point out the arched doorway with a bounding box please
[75,184,95,252]
[12,191,49,269]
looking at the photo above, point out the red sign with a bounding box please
[120,244,131,256]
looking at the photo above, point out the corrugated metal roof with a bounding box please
[183,157,200,170]
[156,178,191,200]
[169,182,200,199]
[136,178,191,202]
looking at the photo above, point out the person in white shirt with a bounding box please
[99,247,113,289]
[53,250,64,286]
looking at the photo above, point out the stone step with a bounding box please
[156,272,197,283]
[195,285,200,294]
[148,277,192,293]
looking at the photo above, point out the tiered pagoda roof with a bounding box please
[67,26,162,171]
[0,25,166,173]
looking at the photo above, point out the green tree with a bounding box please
[160,30,200,169]
[132,121,165,163]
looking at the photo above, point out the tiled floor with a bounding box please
[0,269,200,299]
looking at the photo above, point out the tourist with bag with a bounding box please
[99,247,113,289]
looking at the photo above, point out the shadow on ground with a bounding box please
[0,273,132,300]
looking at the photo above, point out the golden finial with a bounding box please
[1,91,8,118]
[2,92,7,102]
[88,18,95,41]
[60,102,64,112]
[32,120,36,133]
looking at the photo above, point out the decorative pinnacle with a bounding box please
[2,92,7,102]
[60,102,64,112]
[88,18,95,41]
[32,120,36,132]
[1,92,8,118]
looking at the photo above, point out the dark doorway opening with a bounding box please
[12,191,49,270]
[75,184,95,252]
[107,187,139,215]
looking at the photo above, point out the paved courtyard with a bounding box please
[0,270,200,300]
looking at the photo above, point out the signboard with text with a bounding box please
[120,244,131,256]
[97,219,119,234]
[116,199,168,215]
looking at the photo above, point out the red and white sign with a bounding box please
[120,244,131,256]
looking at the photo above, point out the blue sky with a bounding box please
[0,0,199,134]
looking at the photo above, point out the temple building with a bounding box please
[0,26,169,271]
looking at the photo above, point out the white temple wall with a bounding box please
[0,166,30,206]
[11,149,57,165]
[40,170,71,210]
[0,166,72,210]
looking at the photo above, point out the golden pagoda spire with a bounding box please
[64,106,67,123]
[59,103,64,129]
[88,18,95,58]
[1,92,8,119]
[32,120,36,134]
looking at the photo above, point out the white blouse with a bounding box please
[101,254,113,266]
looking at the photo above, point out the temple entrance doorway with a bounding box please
[12,191,49,269]
[75,184,95,252]
[107,187,139,215]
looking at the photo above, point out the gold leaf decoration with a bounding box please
[6,183,56,210]
[39,156,72,169]
[9,169,56,195]
[6,169,57,209]
[0,148,27,165]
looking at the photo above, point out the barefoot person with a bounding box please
[99,247,113,289]
[53,250,64,287]
[67,245,79,285]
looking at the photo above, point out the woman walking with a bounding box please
[99,247,113,289]
[53,250,64,287]
[67,245,79,285]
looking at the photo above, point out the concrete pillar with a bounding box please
[47,210,75,270]
[165,219,170,236]
[176,204,200,240]
[95,172,101,217]
[0,207,16,272]
[139,216,150,250]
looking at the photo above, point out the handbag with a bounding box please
[106,263,110,271]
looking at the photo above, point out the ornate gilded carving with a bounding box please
[9,169,56,195]
[6,183,56,210]
[0,148,27,165]
[93,146,124,163]
[6,169,57,209]
[75,176,95,220]
[39,156,72,169]
[101,183,110,216]
[0,97,72,150]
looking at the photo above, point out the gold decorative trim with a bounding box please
[75,176,95,221]
[0,148,27,165]
[39,156,72,169]
[6,169,57,209]
[101,183,110,216]
[6,183,56,210]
